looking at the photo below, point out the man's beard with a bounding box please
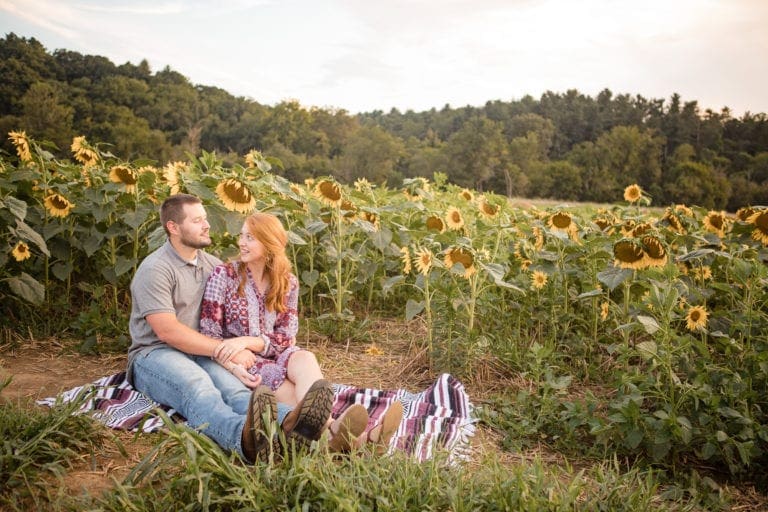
[179,230,212,249]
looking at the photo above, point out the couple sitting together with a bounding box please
[127,194,403,463]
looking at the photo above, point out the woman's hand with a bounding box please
[231,349,256,369]
[213,338,249,364]
[225,362,263,389]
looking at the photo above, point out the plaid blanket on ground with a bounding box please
[38,372,475,463]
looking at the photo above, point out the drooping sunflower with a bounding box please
[623,184,643,203]
[425,215,446,233]
[216,178,256,213]
[641,235,667,268]
[44,193,75,218]
[736,207,756,222]
[71,136,99,167]
[414,247,434,276]
[662,207,686,234]
[593,213,616,234]
[400,246,412,274]
[478,198,499,219]
[675,204,694,217]
[613,238,647,270]
[8,131,32,162]
[531,270,548,290]
[631,222,653,238]
[747,210,768,245]
[459,188,474,201]
[109,165,138,193]
[359,210,379,230]
[619,220,636,237]
[685,305,708,332]
[313,179,342,207]
[532,226,545,250]
[444,247,476,278]
[11,241,31,261]
[600,301,609,321]
[703,210,728,237]
[445,206,465,231]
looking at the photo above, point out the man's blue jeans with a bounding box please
[132,346,290,459]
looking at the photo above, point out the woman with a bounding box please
[200,212,401,452]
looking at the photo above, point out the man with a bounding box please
[127,194,332,463]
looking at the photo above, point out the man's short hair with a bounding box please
[160,194,202,236]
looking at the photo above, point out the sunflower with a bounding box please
[532,226,545,250]
[600,301,609,321]
[365,343,383,356]
[400,246,412,274]
[163,161,186,195]
[425,215,446,233]
[675,204,694,217]
[8,131,32,162]
[414,247,434,276]
[109,165,138,193]
[641,235,667,267]
[594,214,616,233]
[216,178,256,213]
[444,247,476,278]
[747,210,768,245]
[11,241,31,261]
[445,206,465,231]
[703,211,728,237]
[244,149,262,168]
[547,211,576,236]
[531,270,548,290]
[631,222,653,238]
[359,210,379,230]
[44,193,75,218]
[459,188,474,201]
[736,207,756,222]
[314,179,342,207]
[685,305,708,332]
[662,207,686,234]
[613,239,647,269]
[354,177,372,192]
[619,220,636,237]
[691,266,712,281]
[70,136,99,167]
[478,198,499,219]
[623,184,643,203]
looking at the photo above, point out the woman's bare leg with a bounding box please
[284,350,324,401]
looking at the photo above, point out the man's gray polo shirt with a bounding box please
[126,240,222,385]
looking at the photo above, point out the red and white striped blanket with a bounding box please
[38,372,475,463]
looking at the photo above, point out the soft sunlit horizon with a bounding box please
[1,0,767,116]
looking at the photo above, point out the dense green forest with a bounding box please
[1,32,767,210]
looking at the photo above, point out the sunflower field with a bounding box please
[2,131,768,484]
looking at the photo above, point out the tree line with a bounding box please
[1,33,767,210]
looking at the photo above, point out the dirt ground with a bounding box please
[0,321,505,500]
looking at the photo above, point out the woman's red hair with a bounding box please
[236,212,292,313]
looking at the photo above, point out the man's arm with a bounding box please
[146,312,262,388]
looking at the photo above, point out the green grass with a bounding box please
[0,373,743,511]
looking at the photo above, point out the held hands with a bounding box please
[227,363,263,389]
[212,338,249,364]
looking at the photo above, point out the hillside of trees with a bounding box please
[1,33,767,210]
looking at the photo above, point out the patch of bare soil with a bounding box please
[0,319,478,500]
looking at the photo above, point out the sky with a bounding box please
[1,0,767,117]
